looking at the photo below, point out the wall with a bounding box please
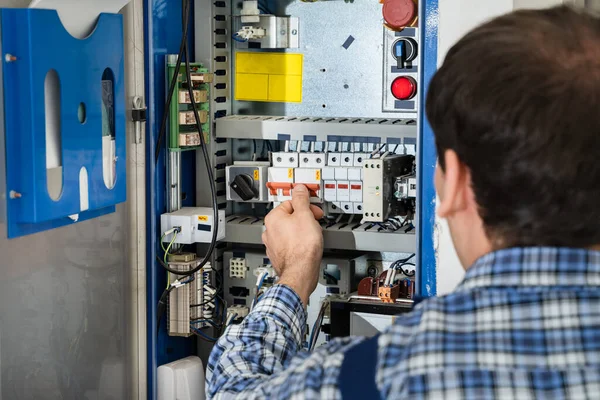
[0,1,144,399]
[435,0,569,295]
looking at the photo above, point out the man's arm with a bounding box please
[207,185,365,398]
[206,284,366,399]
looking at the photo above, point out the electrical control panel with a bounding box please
[159,0,426,347]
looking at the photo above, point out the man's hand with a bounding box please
[262,185,324,305]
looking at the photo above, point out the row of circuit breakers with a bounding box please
[226,149,417,223]
[158,146,417,246]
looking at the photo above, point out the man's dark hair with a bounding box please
[426,5,600,248]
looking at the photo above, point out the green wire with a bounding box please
[163,232,177,264]
[160,233,167,252]
[163,232,178,289]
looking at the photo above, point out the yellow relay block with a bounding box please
[235,52,303,103]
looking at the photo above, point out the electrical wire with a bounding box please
[163,231,178,264]
[154,0,190,163]
[232,33,248,43]
[191,319,218,328]
[251,271,269,310]
[156,0,219,277]
[226,313,238,326]
[392,254,416,277]
[394,262,416,277]
[309,301,328,351]
[190,276,222,308]
[370,144,386,158]
[190,326,218,342]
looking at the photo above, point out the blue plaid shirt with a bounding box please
[207,247,600,399]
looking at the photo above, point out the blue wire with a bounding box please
[191,319,218,327]
[252,273,268,308]
[180,276,195,284]
[232,34,247,43]
[190,326,218,342]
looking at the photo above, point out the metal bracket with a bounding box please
[131,96,147,144]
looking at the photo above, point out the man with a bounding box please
[207,5,600,399]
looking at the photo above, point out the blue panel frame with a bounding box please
[1,9,126,238]
[417,0,439,297]
[144,1,196,399]
[144,0,440,397]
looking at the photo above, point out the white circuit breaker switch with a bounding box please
[272,152,299,167]
[335,167,348,181]
[327,153,341,166]
[353,203,363,214]
[267,167,294,202]
[405,144,416,156]
[350,181,363,202]
[322,167,335,180]
[161,207,226,245]
[294,168,323,203]
[300,153,326,168]
[347,167,362,181]
[336,181,350,202]
[353,153,369,166]
[324,181,337,202]
[340,153,353,167]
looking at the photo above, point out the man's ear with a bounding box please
[437,150,469,218]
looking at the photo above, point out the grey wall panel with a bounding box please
[0,212,131,400]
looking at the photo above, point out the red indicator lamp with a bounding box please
[391,76,417,100]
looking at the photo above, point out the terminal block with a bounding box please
[168,262,213,337]
[378,284,400,304]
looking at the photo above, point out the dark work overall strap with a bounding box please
[338,335,381,399]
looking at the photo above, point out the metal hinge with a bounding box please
[131,96,147,144]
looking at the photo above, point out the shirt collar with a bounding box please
[454,247,600,292]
